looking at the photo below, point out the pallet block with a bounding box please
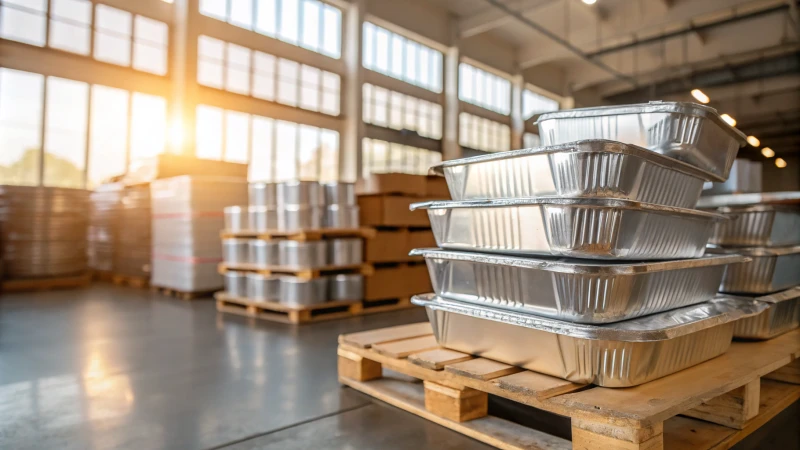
[337,324,800,450]
[218,262,374,280]
[112,274,149,288]
[2,273,91,292]
[151,286,215,300]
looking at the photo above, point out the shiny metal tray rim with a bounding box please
[706,244,800,257]
[409,248,749,275]
[711,205,799,213]
[411,197,728,220]
[751,286,800,304]
[412,293,765,342]
[534,101,747,143]
[428,140,711,179]
[697,191,800,208]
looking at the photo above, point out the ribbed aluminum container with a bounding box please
[246,272,280,302]
[709,245,800,294]
[277,181,325,207]
[414,198,726,260]
[249,239,279,267]
[278,241,327,268]
[413,248,746,323]
[706,206,800,247]
[280,276,328,306]
[327,239,363,265]
[536,101,746,181]
[249,183,277,207]
[224,206,248,232]
[278,206,323,230]
[222,238,249,265]
[703,159,762,195]
[413,294,766,387]
[248,206,278,232]
[323,182,356,206]
[325,205,360,228]
[224,272,248,298]
[329,274,363,301]
[431,140,708,207]
[733,287,800,340]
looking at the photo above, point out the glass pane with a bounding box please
[403,96,416,130]
[372,86,387,126]
[226,43,251,95]
[200,0,226,19]
[229,0,253,29]
[278,0,299,43]
[321,6,340,58]
[405,42,417,86]
[224,110,250,163]
[375,27,389,72]
[274,120,297,181]
[0,4,46,46]
[297,125,319,181]
[320,72,339,115]
[319,129,338,181]
[418,46,430,87]
[252,51,276,101]
[388,92,402,130]
[255,0,276,36]
[88,85,128,188]
[276,58,298,106]
[198,35,224,88]
[301,0,320,52]
[362,22,375,68]
[44,77,89,188]
[195,105,223,160]
[389,34,403,78]
[130,93,166,159]
[133,16,168,75]
[299,65,320,111]
[249,115,274,181]
[94,5,132,66]
[431,52,442,92]
[0,68,44,186]
[49,0,91,55]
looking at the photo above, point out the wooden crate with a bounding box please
[218,262,375,280]
[338,323,800,450]
[2,273,92,292]
[215,292,415,324]
[151,286,216,300]
[112,274,150,288]
[220,227,376,241]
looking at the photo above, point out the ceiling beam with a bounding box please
[459,0,553,39]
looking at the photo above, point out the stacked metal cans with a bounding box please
[699,191,800,340]
[410,102,770,387]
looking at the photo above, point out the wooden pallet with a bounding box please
[151,286,216,300]
[220,227,376,241]
[1,273,92,292]
[218,262,375,280]
[215,292,414,324]
[338,323,800,450]
[91,270,114,282]
[112,274,150,288]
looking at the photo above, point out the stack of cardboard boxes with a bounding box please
[356,173,449,304]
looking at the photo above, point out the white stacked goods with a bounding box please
[151,176,247,292]
[114,185,151,279]
[88,183,122,273]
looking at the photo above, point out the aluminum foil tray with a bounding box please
[536,101,746,181]
[707,205,800,247]
[733,287,800,340]
[412,198,727,260]
[698,191,800,208]
[411,248,747,323]
[412,294,765,387]
[429,140,709,207]
[708,245,800,294]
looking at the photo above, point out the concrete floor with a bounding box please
[1,284,797,450]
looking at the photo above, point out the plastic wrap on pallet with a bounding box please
[151,176,247,292]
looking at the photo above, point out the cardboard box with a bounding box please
[364,229,411,262]
[425,176,450,199]
[364,264,432,300]
[358,196,431,227]
[408,229,436,249]
[356,173,427,197]
[123,154,248,185]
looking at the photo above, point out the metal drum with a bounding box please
[329,274,363,301]
[224,206,248,232]
[277,181,325,207]
[325,205,360,228]
[0,186,90,278]
[222,238,249,264]
[327,239,363,265]
[249,239,279,267]
[249,183,277,207]
[248,206,278,232]
[323,182,356,206]
[224,272,248,297]
[278,241,327,268]
[246,272,280,302]
[278,206,323,230]
[280,276,328,306]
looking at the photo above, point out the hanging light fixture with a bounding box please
[691,89,710,104]
[746,136,760,147]
[720,114,736,127]
[582,0,597,4]
[775,158,787,168]
[761,147,775,158]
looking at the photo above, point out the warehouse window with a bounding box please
[362,84,442,140]
[133,15,169,75]
[459,64,511,115]
[362,138,442,177]
[196,105,339,182]
[49,0,92,55]
[459,113,510,153]
[522,89,559,119]
[199,0,342,58]
[362,22,443,93]
[198,35,340,116]
[0,0,48,46]
[93,5,168,75]
[130,93,167,160]
[523,132,540,149]
[43,77,89,188]
[0,68,44,186]
[88,85,128,188]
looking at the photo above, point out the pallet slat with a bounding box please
[218,262,374,280]
[220,227,376,241]
[2,273,91,292]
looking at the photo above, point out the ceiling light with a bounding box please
[720,114,736,127]
[691,89,710,104]
[582,0,597,4]
[761,147,775,158]
[775,158,787,168]
[746,136,760,147]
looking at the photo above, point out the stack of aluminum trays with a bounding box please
[699,191,800,340]
[410,102,770,387]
